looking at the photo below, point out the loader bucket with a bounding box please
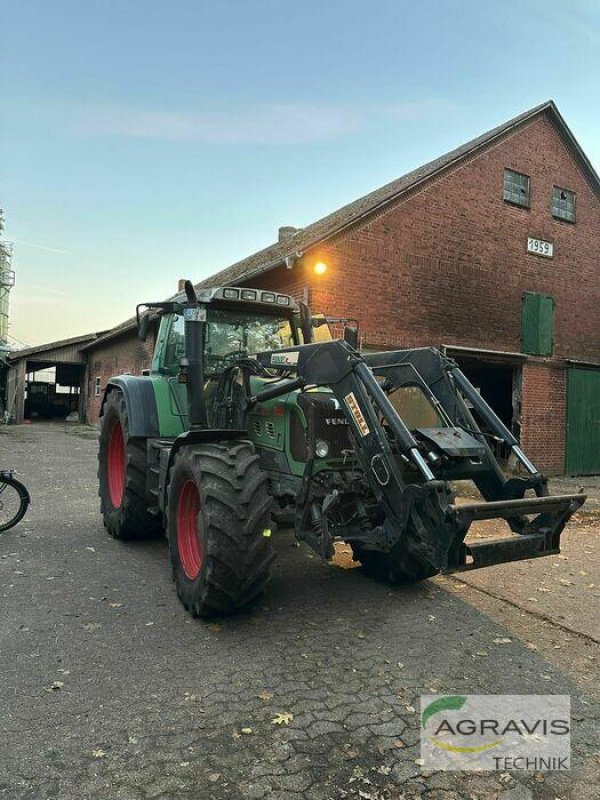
[446,493,586,571]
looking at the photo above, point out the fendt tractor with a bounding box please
[97,281,585,617]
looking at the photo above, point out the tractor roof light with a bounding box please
[261,292,276,303]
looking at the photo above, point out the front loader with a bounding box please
[97,280,585,617]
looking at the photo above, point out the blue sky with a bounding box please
[2,0,599,345]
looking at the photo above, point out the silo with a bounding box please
[0,241,14,355]
[0,210,15,355]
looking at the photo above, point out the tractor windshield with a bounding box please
[204,308,295,374]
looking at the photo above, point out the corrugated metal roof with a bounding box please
[81,319,139,351]
[7,332,103,363]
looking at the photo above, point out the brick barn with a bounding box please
[84,100,600,475]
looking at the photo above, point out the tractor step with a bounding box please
[146,439,175,504]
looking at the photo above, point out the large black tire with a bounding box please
[352,541,437,584]
[98,390,162,540]
[0,474,30,533]
[167,440,274,617]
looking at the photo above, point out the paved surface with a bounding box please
[549,476,600,512]
[1,423,598,800]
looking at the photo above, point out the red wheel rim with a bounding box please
[177,480,203,580]
[107,421,126,508]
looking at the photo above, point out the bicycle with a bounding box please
[0,470,31,533]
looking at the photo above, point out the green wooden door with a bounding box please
[566,368,600,475]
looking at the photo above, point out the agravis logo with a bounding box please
[422,695,504,754]
[420,695,570,771]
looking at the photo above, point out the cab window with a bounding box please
[164,315,185,373]
[205,308,295,374]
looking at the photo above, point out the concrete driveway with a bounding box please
[1,424,598,800]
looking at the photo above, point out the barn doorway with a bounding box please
[24,363,84,421]
[445,347,524,462]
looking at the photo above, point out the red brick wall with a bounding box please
[520,361,566,475]
[86,330,155,424]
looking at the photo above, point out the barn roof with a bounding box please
[196,100,599,290]
[7,332,103,362]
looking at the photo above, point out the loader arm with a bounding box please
[254,340,585,574]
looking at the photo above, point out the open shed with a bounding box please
[3,332,104,424]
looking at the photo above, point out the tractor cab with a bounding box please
[138,286,347,436]
[143,287,303,376]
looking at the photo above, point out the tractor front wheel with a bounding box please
[167,441,274,617]
[352,543,437,584]
[98,390,162,539]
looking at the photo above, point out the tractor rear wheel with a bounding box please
[167,440,274,617]
[98,390,162,539]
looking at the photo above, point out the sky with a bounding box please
[1,0,599,347]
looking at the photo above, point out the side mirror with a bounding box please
[311,314,328,328]
[298,301,313,344]
[136,301,182,342]
[138,311,152,342]
[343,325,359,350]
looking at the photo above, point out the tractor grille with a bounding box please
[290,395,352,462]
[253,418,277,441]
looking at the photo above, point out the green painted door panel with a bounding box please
[566,368,600,475]
[151,375,188,437]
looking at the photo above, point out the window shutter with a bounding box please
[537,295,554,355]
[521,293,553,356]
[522,293,539,354]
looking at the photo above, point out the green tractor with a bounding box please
[97,281,585,617]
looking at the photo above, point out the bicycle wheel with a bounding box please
[0,475,30,532]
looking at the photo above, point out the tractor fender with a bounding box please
[100,376,160,438]
[159,428,248,511]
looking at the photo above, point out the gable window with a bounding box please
[521,293,554,356]
[504,169,530,208]
[552,186,575,222]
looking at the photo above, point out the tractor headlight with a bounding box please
[315,440,329,458]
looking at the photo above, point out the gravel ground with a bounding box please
[0,423,598,800]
